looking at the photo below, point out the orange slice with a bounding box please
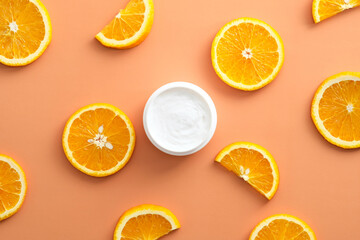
[311,72,360,149]
[313,0,360,23]
[96,0,154,49]
[211,18,284,91]
[62,103,136,177]
[249,214,316,240]
[0,0,52,66]
[0,154,27,221]
[215,142,279,200]
[113,204,180,240]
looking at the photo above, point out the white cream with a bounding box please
[144,82,217,155]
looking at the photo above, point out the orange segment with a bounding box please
[249,214,316,240]
[211,18,284,91]
[121,215,172,239]
[114,204,180,240]
[0,0,51,66]
[96,0,154,49]
[215,142,279,200]
[62,103,136,177]
[0,154,27,221]
[311,72,360,148]
[313,0,360,23]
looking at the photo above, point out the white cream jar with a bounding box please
[143,82,217,156]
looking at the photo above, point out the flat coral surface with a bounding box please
[0,0,359,239]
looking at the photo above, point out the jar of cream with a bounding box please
[143,82,217,156]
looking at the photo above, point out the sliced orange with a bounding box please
[211,18,284,91]
[311,72,360,149]
[0,154,27,221]
[113,204,180,240]
[62,103,136,177]
[96,0,154,49]
[249,214,316,240]
[0,0,52,66]
[215,142,279,200]
[313,0,360,23]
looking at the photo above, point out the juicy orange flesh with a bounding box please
[219,148,274,196]
[0,0,46,59]
[216,22,279,85]
[0,161,22,215]
[100,0,145,41]
[255,219,310,240]
[120,214,172,240]
[68,108,130,171]
[319,80,360,141]
[317,0,360,22]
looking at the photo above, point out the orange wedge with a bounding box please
[249,214,316,240]
[96,0,154,49]
[211,18,284,91]
[113,204,180,240]
[313,0,360,23]
[0,0,52,66]
[0,154,27,221]
[311,72,360,149]
[62,103,136,177]
[215,142,279,200]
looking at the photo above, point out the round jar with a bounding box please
[143,82,217,156]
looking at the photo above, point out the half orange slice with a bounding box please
[313,0,360,23]
[215,142,279,200]
[114,204,180,240]
[96,0,154,49]
[249,214,316,240]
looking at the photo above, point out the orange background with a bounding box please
[1,0,360,239]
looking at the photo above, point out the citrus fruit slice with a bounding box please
[114,204,180,240]
[313,0,360,23]
[215,142,279,200]
[0,154,27,221]
[0,0,52,66]
[96,0,154,49]
[211,18,284,91]
[311,72,360,149]
[249,214,316,240]
[62,103,136,177]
